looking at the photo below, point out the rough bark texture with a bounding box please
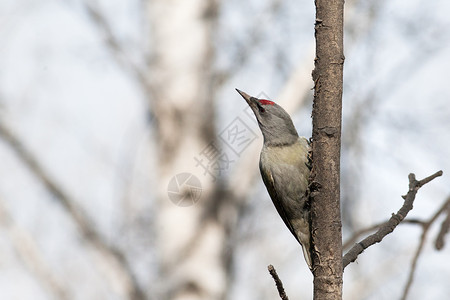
[310,0,345,299]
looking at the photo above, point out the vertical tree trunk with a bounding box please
[148,1,229,300]
[310,0,345,299]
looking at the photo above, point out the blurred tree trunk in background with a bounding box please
[148,1,230,299]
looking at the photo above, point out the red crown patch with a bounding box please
[259,99,275,106]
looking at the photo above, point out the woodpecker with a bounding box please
[236,89,312,269]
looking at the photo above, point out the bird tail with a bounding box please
[301,242,313,270]
[295,221,313,270]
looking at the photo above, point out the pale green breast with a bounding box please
[260,137,309,167]
[259,137,310,194]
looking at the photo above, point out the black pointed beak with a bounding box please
[236,88,258,109]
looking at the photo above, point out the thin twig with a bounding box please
[416,171,443,187]
[82,1,156,112]
[435,198,450,250]
[268,265,289,300]
[82,1,146,84]
[0,200,68,299]
[401,196,450,300]
[342,171,443,269]
[343,219,424,250]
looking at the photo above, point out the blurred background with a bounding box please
[1,0,450,299]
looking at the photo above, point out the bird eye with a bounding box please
[257,104,265,113]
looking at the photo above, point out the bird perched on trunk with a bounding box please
[236,89,312,269]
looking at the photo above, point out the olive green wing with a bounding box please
[259,163,300,244]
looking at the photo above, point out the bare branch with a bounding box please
[435,198,450,250]
[0,121,146,300]
[342,219,425,250]
[268,265,289,300]
[342,170,443,269]
[401,230,427,300]
[416,171,444,188]
[82,1,155,110]
[82,2,144,80]
[401,196,450,300]
[0,200,68,299]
